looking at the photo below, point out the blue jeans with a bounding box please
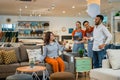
[93,49,105,68]
[87,42,93,58]
[72,43,84,53]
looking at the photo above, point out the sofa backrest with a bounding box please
[0,47,21,62]
[19,45,42,62]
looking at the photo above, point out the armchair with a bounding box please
[90,59,120,80]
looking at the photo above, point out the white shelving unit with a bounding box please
[113,16,120,44]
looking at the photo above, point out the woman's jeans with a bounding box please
[93,49,105,68]
[72,43,84,53]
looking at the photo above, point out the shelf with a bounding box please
[18,37,42,39]
[17,21,49,39]
[113,16,120,44]
[17,28,44,31]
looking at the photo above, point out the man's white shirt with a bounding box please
[92,23,112,51]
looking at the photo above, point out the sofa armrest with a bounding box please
[102,59,111,68]
[62,52,74,63]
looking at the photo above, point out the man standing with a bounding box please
[92,15,112,68]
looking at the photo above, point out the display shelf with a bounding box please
[18,36,42,39]
[17,21,49,39]
[113,16,120,44]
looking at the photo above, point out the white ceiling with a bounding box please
[0,0,120,17]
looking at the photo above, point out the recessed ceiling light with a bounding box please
[39,14,41,16]
[25,5,27,8]
[72,5,75,9]
[19,8,22,11]
[62,11,66,13]
[51,4,55,10]
[51,7,55,10]
[78,12,81,15]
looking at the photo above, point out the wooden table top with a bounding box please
[16,66,46,73]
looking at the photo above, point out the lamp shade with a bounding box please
[87,3,100,18]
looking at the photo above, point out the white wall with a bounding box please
[0,15,93,40]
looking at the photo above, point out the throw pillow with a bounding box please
[107,49,120,69]
[26,49,42,62]
[20,45,42,62]
[0,47,21,62]
[0,51,3,64]
[2,50,18,64]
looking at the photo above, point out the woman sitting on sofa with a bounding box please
[41,31,66,73]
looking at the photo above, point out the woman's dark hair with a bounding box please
[44,31,55,45]
[83,20,89,26]
[76,21,81,25]
[96,15,104,22]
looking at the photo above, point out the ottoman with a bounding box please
[50,72,75,80]
[6,74,33,80]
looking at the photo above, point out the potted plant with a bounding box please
[78,49,84,57]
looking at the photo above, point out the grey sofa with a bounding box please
[0,44,70,78]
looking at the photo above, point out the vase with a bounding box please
[79,53,83,57]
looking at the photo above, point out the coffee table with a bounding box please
[16,66,49,80]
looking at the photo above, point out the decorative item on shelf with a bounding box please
[78,49,84,57]
[68,28,73,33]
[6,18,11,23]
[61,27,67,32]
[18,21,49,39]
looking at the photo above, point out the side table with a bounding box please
[75,57,92,80]
[16,66,49,80]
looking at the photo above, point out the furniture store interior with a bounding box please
[0,0,120,80]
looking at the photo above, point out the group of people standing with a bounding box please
[72,15,112,68]
[38,14,112,73]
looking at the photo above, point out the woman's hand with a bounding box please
[62,40,67,46]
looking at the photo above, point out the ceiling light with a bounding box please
[51,7,55,10]
[51,4,55,10]
[39,14,41,16]
[72,5,75,9]
[62,11,66,13]
[19,8,22,11]
[78,12,81,15]
[25,5,28,8]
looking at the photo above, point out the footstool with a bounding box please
[50,72,75,80]
[6,74,33,80]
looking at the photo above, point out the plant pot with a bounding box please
[79,53,83,57]
[78,49,84,57]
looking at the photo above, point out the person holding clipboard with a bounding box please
[72,21,85,53]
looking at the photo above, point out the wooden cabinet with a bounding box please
[75,57,92,80]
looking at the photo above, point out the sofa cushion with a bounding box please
[90,68,120,80]
[19,45,42,62]
[0,63,20,73]
[0,51,3,64]
[0,47,21,62]
[107,49,120,69]
[45,61,69,74]
[26,49,42,62]
[2,50,18,64]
